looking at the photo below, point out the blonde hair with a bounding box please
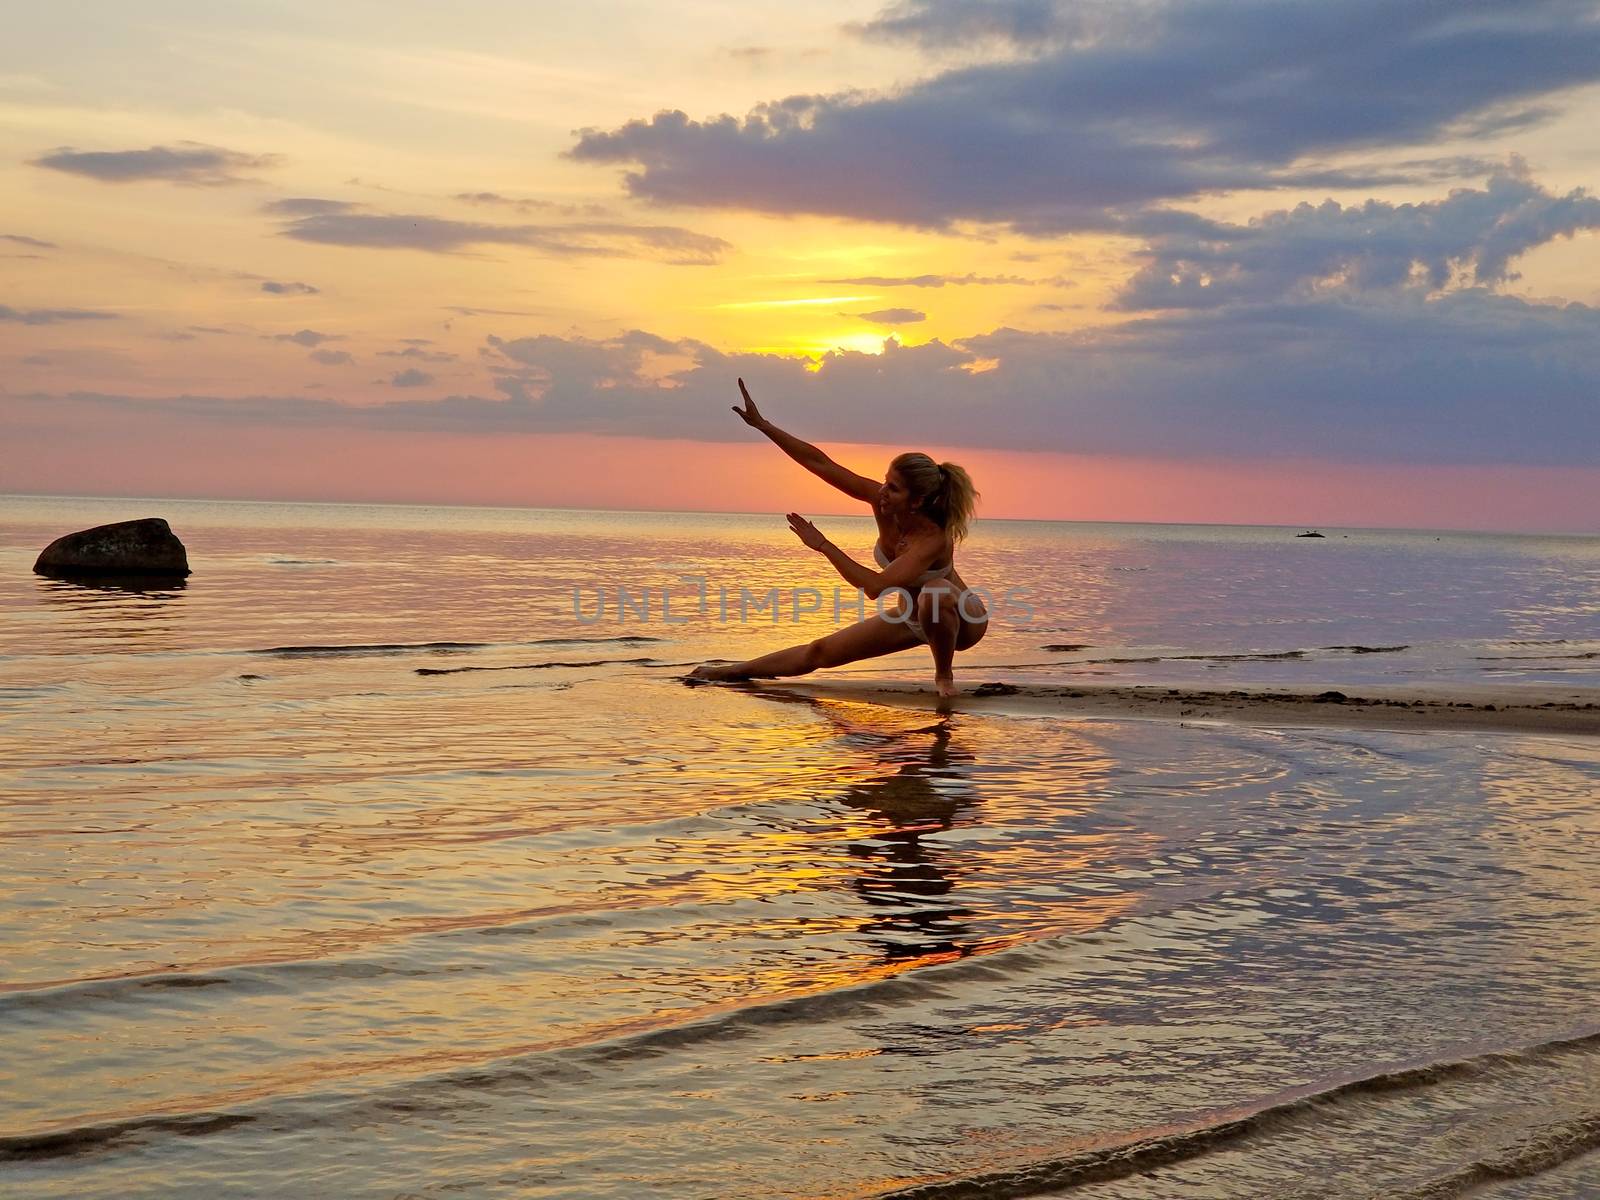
[890,452,980,543]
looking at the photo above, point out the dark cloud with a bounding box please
[2,234,56,249]
[310,349,353,365]
[262,197,359,216]
[261,280,321,296]
[276,211,730,264]
[446,292,1595,465]
[0,304,118,325]
[570,0,1600,232]
[823,272,1031,287]
[31,142,279,187]
[851,0,1069,49]
[272,329,340,347]
[29,285,1600,467]
[855,307,926,324]
[388,368,434,388]
[1118,162,1600,310]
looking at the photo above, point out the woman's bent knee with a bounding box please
[916,586,960,630]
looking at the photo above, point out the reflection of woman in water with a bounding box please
[689,379,987,698]
[754,688,984,963]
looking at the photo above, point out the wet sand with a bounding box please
[753,678,1600,737]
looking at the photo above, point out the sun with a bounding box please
[825,331,895,356]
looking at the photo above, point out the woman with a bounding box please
[689,379,986,698]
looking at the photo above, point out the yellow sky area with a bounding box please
[1,121,1132,402]
[0,0,1135,404]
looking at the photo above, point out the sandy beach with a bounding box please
[754,678,1600,737]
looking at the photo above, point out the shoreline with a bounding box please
[748,678,1600,737]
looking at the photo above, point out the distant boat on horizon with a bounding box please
[1297,530,1326,538]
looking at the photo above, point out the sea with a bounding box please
[2,493,1598,1199]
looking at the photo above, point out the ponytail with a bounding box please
[889,452,980,542]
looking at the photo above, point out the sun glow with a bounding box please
[824,332,895,356]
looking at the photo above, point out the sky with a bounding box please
[3,0,1600,531]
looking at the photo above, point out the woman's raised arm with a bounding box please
[733,379,880,503]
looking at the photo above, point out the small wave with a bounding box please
[257,640,491,657]
[871,1028,1600,1200]
[1322,644,1411,654]
[1385,1113,1600,1200]
[1041,644,1091,652]
[0,1113,255,1163]
[0,938,1065,1161]
[1082,650,1309,665]
[0,972,233,1014]
[1477,651,1599,661]
[417,657,660,676]
[253,635,664,659]
[526,635,664,646]
[266,557,339,565]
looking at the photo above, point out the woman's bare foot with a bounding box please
[688,662,748,682]
[934,674,958,699]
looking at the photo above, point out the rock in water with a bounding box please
[34,518,191,578]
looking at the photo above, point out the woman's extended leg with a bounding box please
[689,613,923,681]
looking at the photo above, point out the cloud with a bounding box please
[1118,162,1600,309]
[262,197,358,216]
[276,211,730,264]
[0,304,117,325]
[450,192,607,216]
[188,325,236,335]
[824,273,1030,287]
[851,0,1071,49]
[261,280,320,296]
[27,285,1600,468]
[310,348,353,365]
[2,234,56,249]
[379,346,457,362]
[855,307,926,324]
[445,305,538,317]
[449,287,1589,465]
[388,368,434,387]
[570,0,1600,232]
[31,142,279,186]
[272,329,340,347]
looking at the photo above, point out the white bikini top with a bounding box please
[874,540,955,587]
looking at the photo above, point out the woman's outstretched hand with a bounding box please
[786,512,828,551]
[732,378,766,429]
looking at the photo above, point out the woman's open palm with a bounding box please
[732,378,764,428]
[786,512,827,550]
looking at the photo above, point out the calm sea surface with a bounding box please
[2,495,1598,1198]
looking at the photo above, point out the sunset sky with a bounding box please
[4,0,1600,530]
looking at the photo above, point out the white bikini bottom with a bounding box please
[891,588,984,645]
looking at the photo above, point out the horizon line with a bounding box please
[4,491,1595,541]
